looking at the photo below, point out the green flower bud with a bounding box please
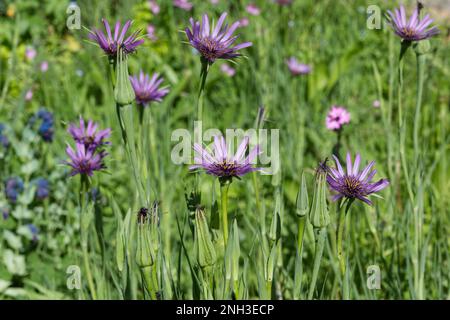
[309,165,330,228]
[136,206,159,268]
[194,207,216,268]
[296,172,309,217]
[114,48,135,106]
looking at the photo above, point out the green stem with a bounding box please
[307,227,327,300]
[197,61,209,124]
[297,216,306,255]
[220,181,230,247]
[79,176,97,300]
[141,266,157,300]
[413,53,426,168]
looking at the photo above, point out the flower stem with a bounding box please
[79,175,97,300]
[197,60,209,125]
[220,181,230,247]
[336,199,353,299]
[307,227,327,299]
[413,53,426,168]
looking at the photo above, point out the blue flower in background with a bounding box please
[0,124,9,148]
[1,208,9,220]
[34,178,50,200]
[27,224,39,242]
[5,177,24,203]
[29,108,54,142]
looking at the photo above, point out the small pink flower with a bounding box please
[147,24,158,41]
[286,57,311,76]
[372,100,381,108]
[210,0,219,4]
[238,17,250,28]
[246,4,261,16]
[148,0,160,14]
[221,63,236,77]
[25,89,33,101]
[25,47,36,61]
[326,106,350,131]
[173,0,193,11]
[40,61,49,72]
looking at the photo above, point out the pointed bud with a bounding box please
[136,205,160,268]
[194,207,216,268]
[296,172,309,217]
[309,164,330,228]
[114,48,135,106]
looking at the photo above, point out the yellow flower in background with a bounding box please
[65,35,81,52]
[6,4,16,17]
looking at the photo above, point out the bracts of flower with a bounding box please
[65,118,111,177]
[185,12,252,64]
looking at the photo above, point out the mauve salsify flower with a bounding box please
[129,71,169,106]
[68,117,111,151]
[327,153,389,205]
[326,106,350,131]
[190,135,261,180]
[221,63,236,77]
[25,47,36,61]
[147,24,157,41]
[88,19,144,57]
[185,12,252,64]
[387,5,439,41]
[286,57,311,76]
[148,0,160,14]
[65,143,107,177]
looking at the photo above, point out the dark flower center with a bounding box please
[343,176,363,197]
[215,161,239,177]
[402,27,417,37]
[199,37,224,61]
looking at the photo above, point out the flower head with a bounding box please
[0,124,9,148]
[129,71,169,106]
[387,5,439,41]
[40,61,49,72]
[25,89,33,101]
[27,224,39,242]
[5,177,24,203]
[25,47,36,61]
[286,57,311,76]
[190,135,261,180]
[326,153,389,205]
[65,143,107,177]
[147,24,158,41]
[174,0,193,11]
[326,106,350,131]
[185,12,252,63]
[68,117,111,151]
[246,4,261,16]
[88,19,144,57]
[148,0,160,14]
[29,108,54,142]
[220,63,236,77]
[34,178,50,200]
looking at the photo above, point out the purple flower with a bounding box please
[387,5,439,41]
[238,17,250,28]
[40,61,49,72]
[326,106,350,131]
[147,24,158,41]
[88,19,145,57]
[65,143,107,177]
[29,108,54,142]
[129,71,169,106]
[68,117,111,151]
[373,100,381,108]
[327,153,389,205]
[25,47,36,61]
[25,89,33,101]
[5,177,24,203]
[148,0,160,14]
[185,12,252,63]
[286,57,311,76]
[173,0,193,11]
[246,4,261,16]
[34,178,50,200]
[220,63,236,77]
[190,135,261,180]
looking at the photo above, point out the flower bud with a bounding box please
[136,205,159,268]
[114,48,135,106]
[194,207,216,268]
[296,172,309,217]
[309,163,330,228]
